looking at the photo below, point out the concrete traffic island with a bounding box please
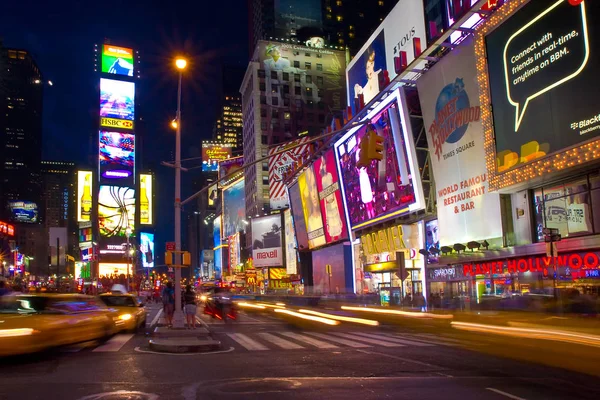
[148,325,221,353]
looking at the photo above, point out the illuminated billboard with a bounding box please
[283,209,297,275]
[139,174,153,225]
[477,0,600,190]
[251,214,282,268]
[139,232,155,268]
[99,263,128,277]
[335,88,424,230]
[0,220,15,237]
[228,233,240,271]
[8,201,38,223]
[213,215,222,279]
[218,156,243,186]
[202,142,233,172]
[288,182,309,251]
[208,183,218,208]
[77,171,93,222]
[102,44,134,77]
[100,78,135,129]
[99,131,134,183]
[298,168,326,249]
[269,137,311,209]
[98,185,135,238]
[222,179,245,237]
[313,149,348,245]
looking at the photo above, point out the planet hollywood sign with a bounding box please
[462,251,600,277]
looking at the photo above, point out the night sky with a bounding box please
[1,0,248,257]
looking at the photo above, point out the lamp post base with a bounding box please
[171,309,186,329]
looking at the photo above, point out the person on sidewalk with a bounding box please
[162,282,175,328]
[183,285,197,329]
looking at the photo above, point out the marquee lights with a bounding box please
[475,0,600,191]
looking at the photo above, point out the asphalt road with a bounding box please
[0,304,599,400]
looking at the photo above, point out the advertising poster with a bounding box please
[311,243,346,294]
[251,214,282,268]
[222,178,246,237]
[228,233,241,271]
[202,143,233,172]
[283,209,297,275]
[213,216,222,280]
[207,183,219,208]
[219,156,244,185]
[425,220,440,264]
[486,0,600,172]
[77,171,93,222]
[258,42,346,116]
[288,183,309,251]
[268,137,311,209]
[336,91,423,230]
[98,186,135,238]
[139,174,152,225]
[139,232,155,268]
[99,263,128,277]
[312,148,347,244]
[417,37,502,246]
[99,131,134,183]
[8,201,38,223]
[298,168,326,249]
[346,0,427,113]
[100,78,135,123]
[102,44,134,77]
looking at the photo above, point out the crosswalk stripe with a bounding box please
[418,333,470,345]
[330,332,404,347]
[92,334,135,352]
[393,333,464,347]
[257,333,305,349]
[350,332,434,347]
[303,332,372,348]
[279,332,339,349]
[226,333,269,351]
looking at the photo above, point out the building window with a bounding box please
[261,135,268,144]
[284,112,291,120]
[306,75,312,84]
[305,87,312,96]
[272,96,279,106]
[271,70,278,79]
[260,108,267,117]
[283,72,289,81]
[284,98,290,106]
[316,63,323,71]
[378,0,384,5]
[336,0,342,5]
[258,69,265,78]
[305,62,311,70]
[272,109,279,119]
[260,95,266,104]
[336,15,343,22]
[294,60,300,68]
[294,74,301,82]
[349,32,355,39]
[317,76,323,86]
[338,38,344,44]
[259,82,266,91]
[283,84,289,94]
[262,162,269,172]
[305,52,311,57]
[261,121,267,130]
[295,86,301,95]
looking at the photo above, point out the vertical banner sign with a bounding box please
[283,209,297,275]
[268,137,310,209]
[77,171,93,222]
[417,37,502,246]
[139,174,153,225]
[228,233,240,271]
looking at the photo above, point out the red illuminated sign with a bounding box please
[0,221,15,236]
[463,252,600,277]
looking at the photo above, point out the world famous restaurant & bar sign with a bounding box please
[462,251,600,278]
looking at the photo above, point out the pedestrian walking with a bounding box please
[184,285,197,329]
[162,282,175,328]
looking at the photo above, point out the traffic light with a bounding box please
[182,252,191,266]
[357,127,385,168]
[165,251,173,265]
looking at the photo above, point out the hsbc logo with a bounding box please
[256,249,278,259]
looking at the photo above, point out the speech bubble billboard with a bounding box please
[502,0,589,131]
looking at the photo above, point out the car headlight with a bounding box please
[0,328,39,338]
[200,295,207,302]
[118,314,133,321]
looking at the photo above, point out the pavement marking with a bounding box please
[330,332,404,347]
[257,332,305,349]
[303,332,372,348]
[226,333,269,351]
[149,309,163,327]
[92,333,135,352]
[351,332,434,347]
[196,316,210,329]
[279,332,338,349]
[133,346,235,356]
[486,388,527,400]
[355,349,443,369]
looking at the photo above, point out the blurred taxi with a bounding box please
[99,292,146,332]
[0,294,116,357]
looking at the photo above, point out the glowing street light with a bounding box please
[175,58,187,70]
[171,119,178,129]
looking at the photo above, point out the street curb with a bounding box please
[148,338,222,353]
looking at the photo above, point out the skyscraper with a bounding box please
[213,67,245,155]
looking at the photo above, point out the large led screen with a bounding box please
[98,186,135,238]
[313,148,348,244]
[139,174,153,225]
[202,143,232,172]
[251,214,282,268]
[8,201,38,223]
[288,183,309,251]
[100,78,135,122]
[486,0,600,172]
[336,89,423,230]
[222,178,245,238]
[99,131,134,182]
[298,168,326,249]
[139,232,155,268]
[77,171,93,222]
[213,215,222,279]
[102,44,134,77]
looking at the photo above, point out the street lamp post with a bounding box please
[173,57,187,328]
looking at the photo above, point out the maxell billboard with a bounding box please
[251,214,282,268]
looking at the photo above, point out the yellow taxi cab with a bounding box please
[0,293,116,357]
[99,292,146,332]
